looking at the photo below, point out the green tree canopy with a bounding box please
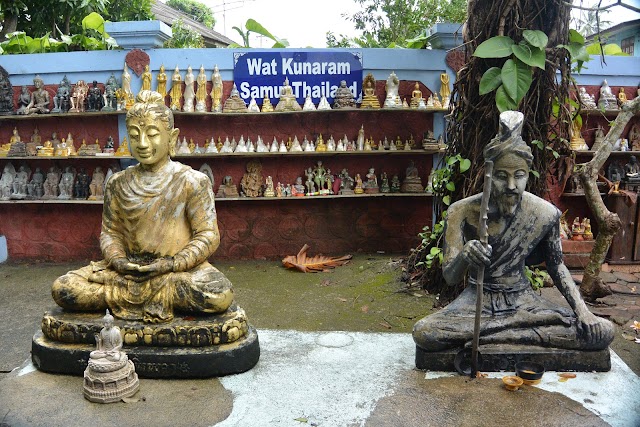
[166,0,215,29]
[327,0,467,48]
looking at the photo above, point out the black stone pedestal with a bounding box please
[415,344,611,372]
[32,327,260,378]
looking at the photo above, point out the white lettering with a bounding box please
[247,58,262,75]
[240,81,251,99]
[282,58,294,75]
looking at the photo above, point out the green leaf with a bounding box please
[585,42,603,55]
[523,30,548,49]
[245,19,289,48]
[443,195,451,206]
[530,170,540,178]
[459,158,471,173]
[82,12,105,35]
[531,139,543,149]
[446,156,458,166]
[603,44,624,55]
[512,44,546,69]
[473,36,514,58]
[446,181,455,191]
[430,247,441,256]
[479,67,502,95]
[501,59,532,105]
[495,85,517,113]
[568,29,585,45]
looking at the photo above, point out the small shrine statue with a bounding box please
[115,137,131,157]
[380,172,390,193]
[156,64,167,98]
[26,167,44,199]
[223,84,248,113]
[216,175,239,198]
[57,166,75,199]
[412,111,614,364]
[364,167,379,194]
[401,161,423,193]
[316,134,327,152]
[42,166,61,199]
[122,63,134,109]
[103,136,115,154]
[578,87,596,109]
[317,96,331,110]
[410,82,425,109]
[384,71,400,108]
[248,97,260,112]
[10,165,29,199]
[607,161,624,183]
[170,65,182,111]
[83,310,139,403]
[339,169,355,195]
[25,75,50,114]
[582,218,593,240]
[592,124,606,151]
[16,86,31,115]
[7,134,27,157]
[354,174,364,194]
[240,159,263,197]
[88,166,105,200]
[333,80,356,109]
[264,176,276,197]
[361,73,380,109]
[0,70,14,115]
[69,80,88,113]
[141,64,152,93]
[390,175,401,192]
[571,217,585,240]
[624,155,640,183]
[559,210,571,240]
[210,64,223,113]
[305,167,316,195]
[275,77,302,112]
[52,75,71,113]
[570,116,588,150]
[87,81,104,112]
[262,96,274,112]
[617,87,628,107]
[598,79,618,110]
[302,95,316,111]
[0,163,16,200]
[102,73,119,112]
[629,124,640,151]
[183,65,196,112]
[26,128,41,156]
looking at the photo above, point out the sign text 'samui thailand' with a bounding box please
[233,51,363,105]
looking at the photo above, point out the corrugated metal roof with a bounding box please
[151,0,236,47]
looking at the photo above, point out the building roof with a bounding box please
[151,0,236,48]
[586,18,640,40]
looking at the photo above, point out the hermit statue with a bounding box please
[57,166,75,199]
[42,166,61,198]
[170,65,182,111]
[87,81,104,112]
[27,167,45,199]
[83,310,139,403]
[183,65,195,112]
[11,165,30,199]
[102,73,119,112]
[195,65,208,112]
[69,80,88,113]
[210,64,223,113]
[89,167,105,200]
[0,163,16,200]
[578,86,596,109]
[0,68,13,115]
[361,73,380,109]
[16,86,31,114]
[413,111,614,371]
[332,80,356,109]
[52,75,71,113]
[25,75,50,114]
[339,169,355,195]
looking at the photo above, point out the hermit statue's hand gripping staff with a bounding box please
[471,160,493,378]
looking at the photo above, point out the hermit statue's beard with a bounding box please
[494,191,521,217]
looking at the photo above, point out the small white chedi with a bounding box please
[83,310,139,403]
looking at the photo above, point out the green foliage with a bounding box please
[105,0,153,23]
[0,12,116,54]
[326,0,466,48]
[229,19,289,48]
[474,30,547,113]
[167,0,215,29]
[525,266,549,291]
[163,18,204,48]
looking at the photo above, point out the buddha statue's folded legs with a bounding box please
[52,260,234,323]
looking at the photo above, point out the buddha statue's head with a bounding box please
[126,90,180,168]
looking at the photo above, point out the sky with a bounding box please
[194,0,640,48]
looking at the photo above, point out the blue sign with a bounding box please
[233,51,363,105]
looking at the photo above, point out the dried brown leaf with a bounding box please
[558,373,576,378]
[361,305,369,313]
[337,297,348,302]
[379,321,392,329]
[282,244,352,273]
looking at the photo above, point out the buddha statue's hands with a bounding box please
[111,257,141,275]
[577,311,613,346]
[461,240,492,268]
[126,257,174,282]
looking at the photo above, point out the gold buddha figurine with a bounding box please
[440,73,451,105]
[316,134,327,152]
[275,77,301,112]
[360,73,380,109]
[210,64,223,113]
[433,93,443,109]
[195,65,208,112]
[38,140,55,157]
[410,82,425,109]
[54,138,67,157]
[141,64,152,94]
[223,83,248,113]
[115,137,131,157]
[570,116,588,150]
[262,96,274,112]
[618,87,628,107]
[170,65,182,111]
[156,64,167,98]
[51,90,238,324]
[188,138,196,153]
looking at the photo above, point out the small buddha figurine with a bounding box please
[384,72,400,108]
[0,72,14,116]
[206,137,218,153]
[216,175,239,198]
[607,161,624,183]
[210,64,223,113]
[275,77,301,112]
[102,74,119,112]
[582,218,593,240]
[223,84,248,113]
[52,75,71,113]
[593,124,606,151]
[364,168,379,194]
[598,79,618,110]
[9,127,21,146]
[302,95,316,111]
[361,73,380,109]
[141,64,152,94]
[624,155,640,183]
[578,86,597,109]
[10,165,29,199]
[264,176,276,197]
[571,217,584,241]
[316,134,327,152]
[37,140,55,157]
[327,136,336,151]
[354,174,364,194]
[317,96,331,110]
[570,117,588,150]
[27,167,44,199]
[177,137,191,155]
[292,176,306,197]
[278,140,287,153]
[26,128,41,156]
[115,137,131,157]
[16,86,31,115]
[410,82,425,109]
[380,172,390,193]
[188,138,196,153]
[57,166,75,199]
[617,87,628,107]
[629,125,640,151]
[290,136,303,152]
[103,136,115,154]
[156,64,168,98]
[182,65,196,112]
[400,161,423,193]
[262,96,274,112]
[364,137,372,151]
[170,65,182,111]
[25,75,51,114]
[88,166,105,200]
[0,163,16,200]
[53,138,68,157]
[333,80,356,109]
[432,93,443,109]
[74,167,90,199]
[122,63,134,110]
[338,169,355,195]
[248,97,260,112]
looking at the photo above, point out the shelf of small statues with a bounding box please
[580,109,640,118]
[0,192,432,205]
[172,108,448,117]
[573,150,640,156]
[1,155,134,160]
[173,149,443,158]
[561,192,606,197]
[0,111,124,121]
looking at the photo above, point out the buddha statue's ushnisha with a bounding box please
[52,90,235,324]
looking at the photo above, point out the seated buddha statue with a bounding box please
[37,140,55,157]
[410,82,425,109]
[52,91,235,323]
[598,80,618,110]
[360,73,380,109]
[332,80,356,109]
[275,77,302,112]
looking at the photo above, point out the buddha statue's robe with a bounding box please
[52,160,233,323]
[413,192,614,351]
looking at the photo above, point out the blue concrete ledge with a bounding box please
[105,20,172,49]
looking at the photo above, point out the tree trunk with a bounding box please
[0,11,18,41]
[577,96,640,300]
